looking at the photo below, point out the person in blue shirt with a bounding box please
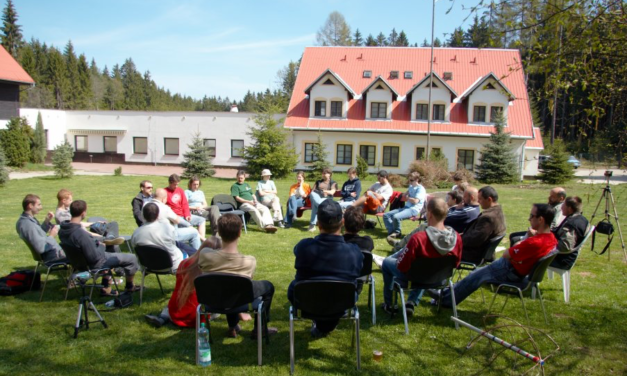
[338,167,362,209]
[383,172,426,237]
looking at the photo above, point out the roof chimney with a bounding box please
[471,57,477,64]
[230,104,239,113]
[451,55,457,62]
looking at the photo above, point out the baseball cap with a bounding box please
[318,199,343,225]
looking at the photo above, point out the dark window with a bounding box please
[133,137,148,154]
[415,147,425,160]
[203,139,216,157]
[323,79,334,85]
[485,83,496,90]
[75,135,87,152]
[304,143,318,163]
[103,136,117,153]
[371,102,387,119]
[314,101,326,117]
[164,138,179,155]
[490,106,503,122]
[458,149,475,171]
[425,81,439,88]
[363,70,372,78]
[416,104,428,120]
[433,104,445,120]
[231,140,244,158]
[404,71,413,79]
[375,84,384,90]
[383,146,400,167]
[336,144,352,165]
[359,145,376,166]
[390,71,399,79]
[473,106,486,122]
[331,101,342,117]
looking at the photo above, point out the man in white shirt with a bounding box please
[146,188,201,250]
[352,170,393,214]
[131,203,184,271]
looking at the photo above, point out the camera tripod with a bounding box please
[589,172,627,263]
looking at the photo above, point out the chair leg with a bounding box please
[240,214,247,234]
[370,277,376,325]
[449,280,459,330]
[257,301,263,366]
[486,286,500,316]
[376,216,383,228]
[563,271,570,303]
[399,287,409,335]
[64,267,73,301]
[547,269,554,280]
[139,270,146,306]
[517,289,530,325]
[196,305,200,365]
[31,262,40,291]
[355,308,361,371]
[156,274,164,294]
[289,307,295,375]
[39,266,53,302]
[537,287,549,325]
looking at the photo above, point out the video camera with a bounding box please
[605,170,613,178]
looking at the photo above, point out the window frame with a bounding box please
[457,149,475,171]
[416,103,428,120]
[103,136,117,153]
[336,143,353,165]
[203,138,216,157]
[370,102,387,119]
[382,145,400,167]
[359,144,376,166]
[314,101,326,117]
[74,135,87,152]
[133,137,148,155]
[330,101,342,117]
[164,138,180,156]
[304,142,318,164]
[230,139,244,158]
[432,104,445,121]
[415,147,426,160]
[473,105,487,122]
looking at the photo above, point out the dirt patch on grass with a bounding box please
[576,271,595,278]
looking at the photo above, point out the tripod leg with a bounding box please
[608,191,627,263]
[88,300,108,329]
[74,300,84,338]
[83,300,90,329]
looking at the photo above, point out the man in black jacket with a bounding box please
[550,196,589,270]
[60,200,140,295]
[132,180,154,226]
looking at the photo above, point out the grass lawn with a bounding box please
[0,174,626,375]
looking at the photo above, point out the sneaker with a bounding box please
[386,234,401,247]
[145,314,165,328]
[103,236,125,246]
[307,225,316,232]
[277,221,285,228]
[372,254,385,268]
[284,223,292,229]
[227,324,241,338]
[310,323,327,339]
[380,303,397,315]
[405,301,416,317]
[264,225,278,233]
[426,289,441,300]
[209,313,221,321]
[250,327,278,340]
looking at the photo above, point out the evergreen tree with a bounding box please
[0,117,31,167]
[475,113,519,184]
[52,141,74,179]
[375,32,387,46]
[433,37,442,47]
[447,27,465,47]
[365,34,377,46]
[352,28,363,46]
[243,113,298,179]
[181,132,215,178]
[421,38,430,47]
[276,59,300,97]
[397,31,409,46]
[538,141,574,184]
[31,111,46,163]
[48,47,67,109]
[0,0,22,58]
[315,11,352,46]
[308,132,330,179]
[63,40,80,109]
[356,155,369,180]
[76,54,92,109]
[0,143,9,186]
[388,28,398,46]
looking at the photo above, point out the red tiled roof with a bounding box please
[285,47,533,138]
[526,127,544,149]
[0,45,35,85]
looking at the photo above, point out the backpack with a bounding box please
[591,219,614,255]
[0,270,41,296]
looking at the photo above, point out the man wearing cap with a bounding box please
[256,169,284,228]
[231,170,277,233]
[287,200,364,337]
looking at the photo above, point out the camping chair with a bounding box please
[195,273,269,366]
[133,245,175,306]
[548,225,595,303]
[211,194,247,234]
[484,250,558,325]
[456,235,505,282]
[366,191,403,228]
[22,239,71,302]
[289,280,361,374]
[357,250,376,324]
[391,255,459,334]
[60,243,120,299]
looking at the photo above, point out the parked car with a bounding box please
[567,155,581,169]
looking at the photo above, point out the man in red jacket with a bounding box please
[165,174,206,240]
[380,197,463,316]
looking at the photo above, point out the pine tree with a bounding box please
[447,27,465,47]
[538,141,574,184]
[433,37,442,47]
[0,117,31,167]
[31,111,46,163]
[352,29,363,46]
[0,143,9,186]
[365,34,377,46]
[375,32,387,46]
[52,141,74,179]
[315,11,352,46]
[63,40,80,109]
[397,31,409,46]
[388,28,398,46]
[356,155,369,180]
[243,113,298,179]
[0,0,23,58]
[475,113,519,183]
[181,132,215,178]
[308,132,330,179]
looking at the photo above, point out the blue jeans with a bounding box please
[309,192,327,226]
[382,250,424,306]
[176,227,201,250]
[383,206,419,235]
[178,215,205,228]
[285,196,305,225]
[339,200,354,209]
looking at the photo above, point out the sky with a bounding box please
[15,0,481,102]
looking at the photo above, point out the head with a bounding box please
[236,170,246,183]
[56,189,73,208]
[187,176,201,191]
[347,167,357,179]
[218,214,243,243]
[261,169,272,181]
[446,190,463,207]
[562,196,583,216]
[154,188,168,203]
[548,187,567,206]
[22,194,42,214]
[453,172,465,184]
[69,200,88,220]
[456,182,469,194]
[321,167,332,181]
[343,206,366,234]
[140,180,153,196]
[427,197,449,225]
[529,203,555,231]
[407,172,421,186]
[477,186,499,210]
[464,186,479,205]
[317,199,344,233]
[168,174,181,190]
[142,203,160,223]
[296,171,305,184]
[377,170,389,184]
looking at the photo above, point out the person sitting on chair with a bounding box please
[380,197,462,316]
[165,174,207,241]
[308,168,339,232]
[256,169,284,228]
[383,172,426,238]
[510,187,567,246]
[147,188,201,251]
[342,206,374,252]
[59,200,141,296]
[351,170,393,215]
[444,187,481,235]
[285,171,311,228]
[338,167,362,209]
[288,200,364,337]
[132,180,154,226]
[185,176,221,236]
[16,194,67,263]
[231,170,278,233]
[198,214,278,338]
[549,196,589,270]
[434,204,557,307]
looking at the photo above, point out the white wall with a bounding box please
[365,85,392,119]
[309,75,349,118]
[523,148,541,176]
[410,84,452,122]
[468,78,510,124]
[20,108,67,149]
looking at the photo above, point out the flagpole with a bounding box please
[426,0,436,161]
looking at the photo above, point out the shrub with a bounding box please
[0,117,31,168]
[475,113,519,184]
[356,155,369,180]
[451,169,475,185]
[114,166,123,176]
[308,132,330,180]
[52,141,74,179]
[387,173,406,188]
[538,141,574,184]
[408,159,450,189]
[31,112,47,164]
[0,144,9,186]
[182,132,215,178]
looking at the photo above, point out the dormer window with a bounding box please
[331,101,342,117]
[390,71,399,79]
[490,106,504,122]
[404,71,413,79]
[416,104,428,120]
[473,106,486,122]
[323,79,334,85]
[375,84,384,90]
[485,83,496,90]
[363,70,372,78]
[371,102,387,119]
[433,104,445,120]
[315,101,326,117]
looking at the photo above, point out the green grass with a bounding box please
[0,175,626,375]
[12,163,55,172]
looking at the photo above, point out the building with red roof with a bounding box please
[284,46,544,177]
[0,45,34,126]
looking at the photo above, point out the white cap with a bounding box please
[261,169,272,176]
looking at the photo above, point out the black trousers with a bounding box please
[226,280,274,330]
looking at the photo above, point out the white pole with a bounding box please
[426,0,436,161]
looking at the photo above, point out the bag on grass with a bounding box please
[114,291,133,308]
[0,270,41,296]
[591,219,614,255]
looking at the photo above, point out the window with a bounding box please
[331,101,342,117]
[374,84,384,90]
[359,145,376,166]
[490,106,504,122]
[336,144,352,165]
[203,139,216,157]
[133,137,148,154]
[404,71,413,79]
[485,83,496,90]
[304,143,318,163]
[164,138,179,155]
[415,147,426,160]
[371,102,387,119]
[416,104,428,120]
[363,70,372,78]
[390,71,399,79]
[75,135,87,152]
[314,101,326,117]
[431,147,443,159]
[383,146,400,167]
[323,79,334,85]
[231,140,244,158]
[103,136,117,153]
[433,104,445,121]
[473,106,487,122]
[458,149,475,171]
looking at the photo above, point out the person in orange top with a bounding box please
[285,171,311,228]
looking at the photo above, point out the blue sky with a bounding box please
[16,0,479,101]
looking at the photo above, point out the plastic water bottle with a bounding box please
[198,323,211,366]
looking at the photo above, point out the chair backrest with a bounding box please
[528,249,559,284]
[573,225,595,253]
[134,245,174,271]
[60,243,91,272]
[359,250,373,277]
[20,238,43,263]
[481,235,506,263]
[294,280,356,317]
[211,194,237,211]
[405,255,457,288]
[194,273,255,310]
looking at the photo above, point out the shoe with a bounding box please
[100,287,119,297]
[310,323,328,339]
[277,221,285,228]
[284,223,292,229]
[405,302,416,317]
[227,324,241,338]
[209,313,221,321]
[426,289,441,300]
[380,303,397,315]
[250,327,278,340]
[145,314,165,328]
[386,234,401,247]
[307,225,316,232]
[125,284,143,293]
[428,298,438,307]
[372,254,385,268]
[103,236,125,246]
[264,225,278,233]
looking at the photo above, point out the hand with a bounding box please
[526,228,537,237]
[350,192,356,197]
[46,212,54,221]
[49,226,59,237]
[185,216,191,221]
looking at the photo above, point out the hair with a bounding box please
[564,196,583,213]
[168,174,181,183]
[218,214,242,243]
[22,194,40,211]
[69,200,87,218]
[56,189,72,205]
[408,171,421,183]
[174,236,222,310]
[377,170,388,178]
[187,175,201,190]
[296,171,305,178]
[140,180,152,189]
[143,203,160,223]
[347,167,357,175]
[428,197,449,222]
[453,172,465,182]
[478,186,499,202]
[447,190,463,204]
[322,167,332,176]
[319,219,343,233]
[456,182,469,193]
[556,189,567,200]
[533,203,555,226]
[344,206,365,233]
[236,170,246,177]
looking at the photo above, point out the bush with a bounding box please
[408,159,450,189]
[475,113,519,184]
[0,145,9,186]
[356,155,369,180]
[243,113,297,179]
[182,132,215,178]
[308,132,330,180]
[451,169,475,185]
[387,173,406,188]
[114,166,123,176]
[538,141,574,184]
[52,141,74,179]
[0,117,31,168]
[32,112,47,164]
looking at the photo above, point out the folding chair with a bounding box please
[367,191,402,227]
[391,255,459,334]
[211,194,247,234]
[548,225,595,303]
[195,273,269,366]
[357,250,376,324]
[22,239,71,302]
[289,280,360,374]
[60,243,120,299]
[456,235,505,282]
[133,245,175,306]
